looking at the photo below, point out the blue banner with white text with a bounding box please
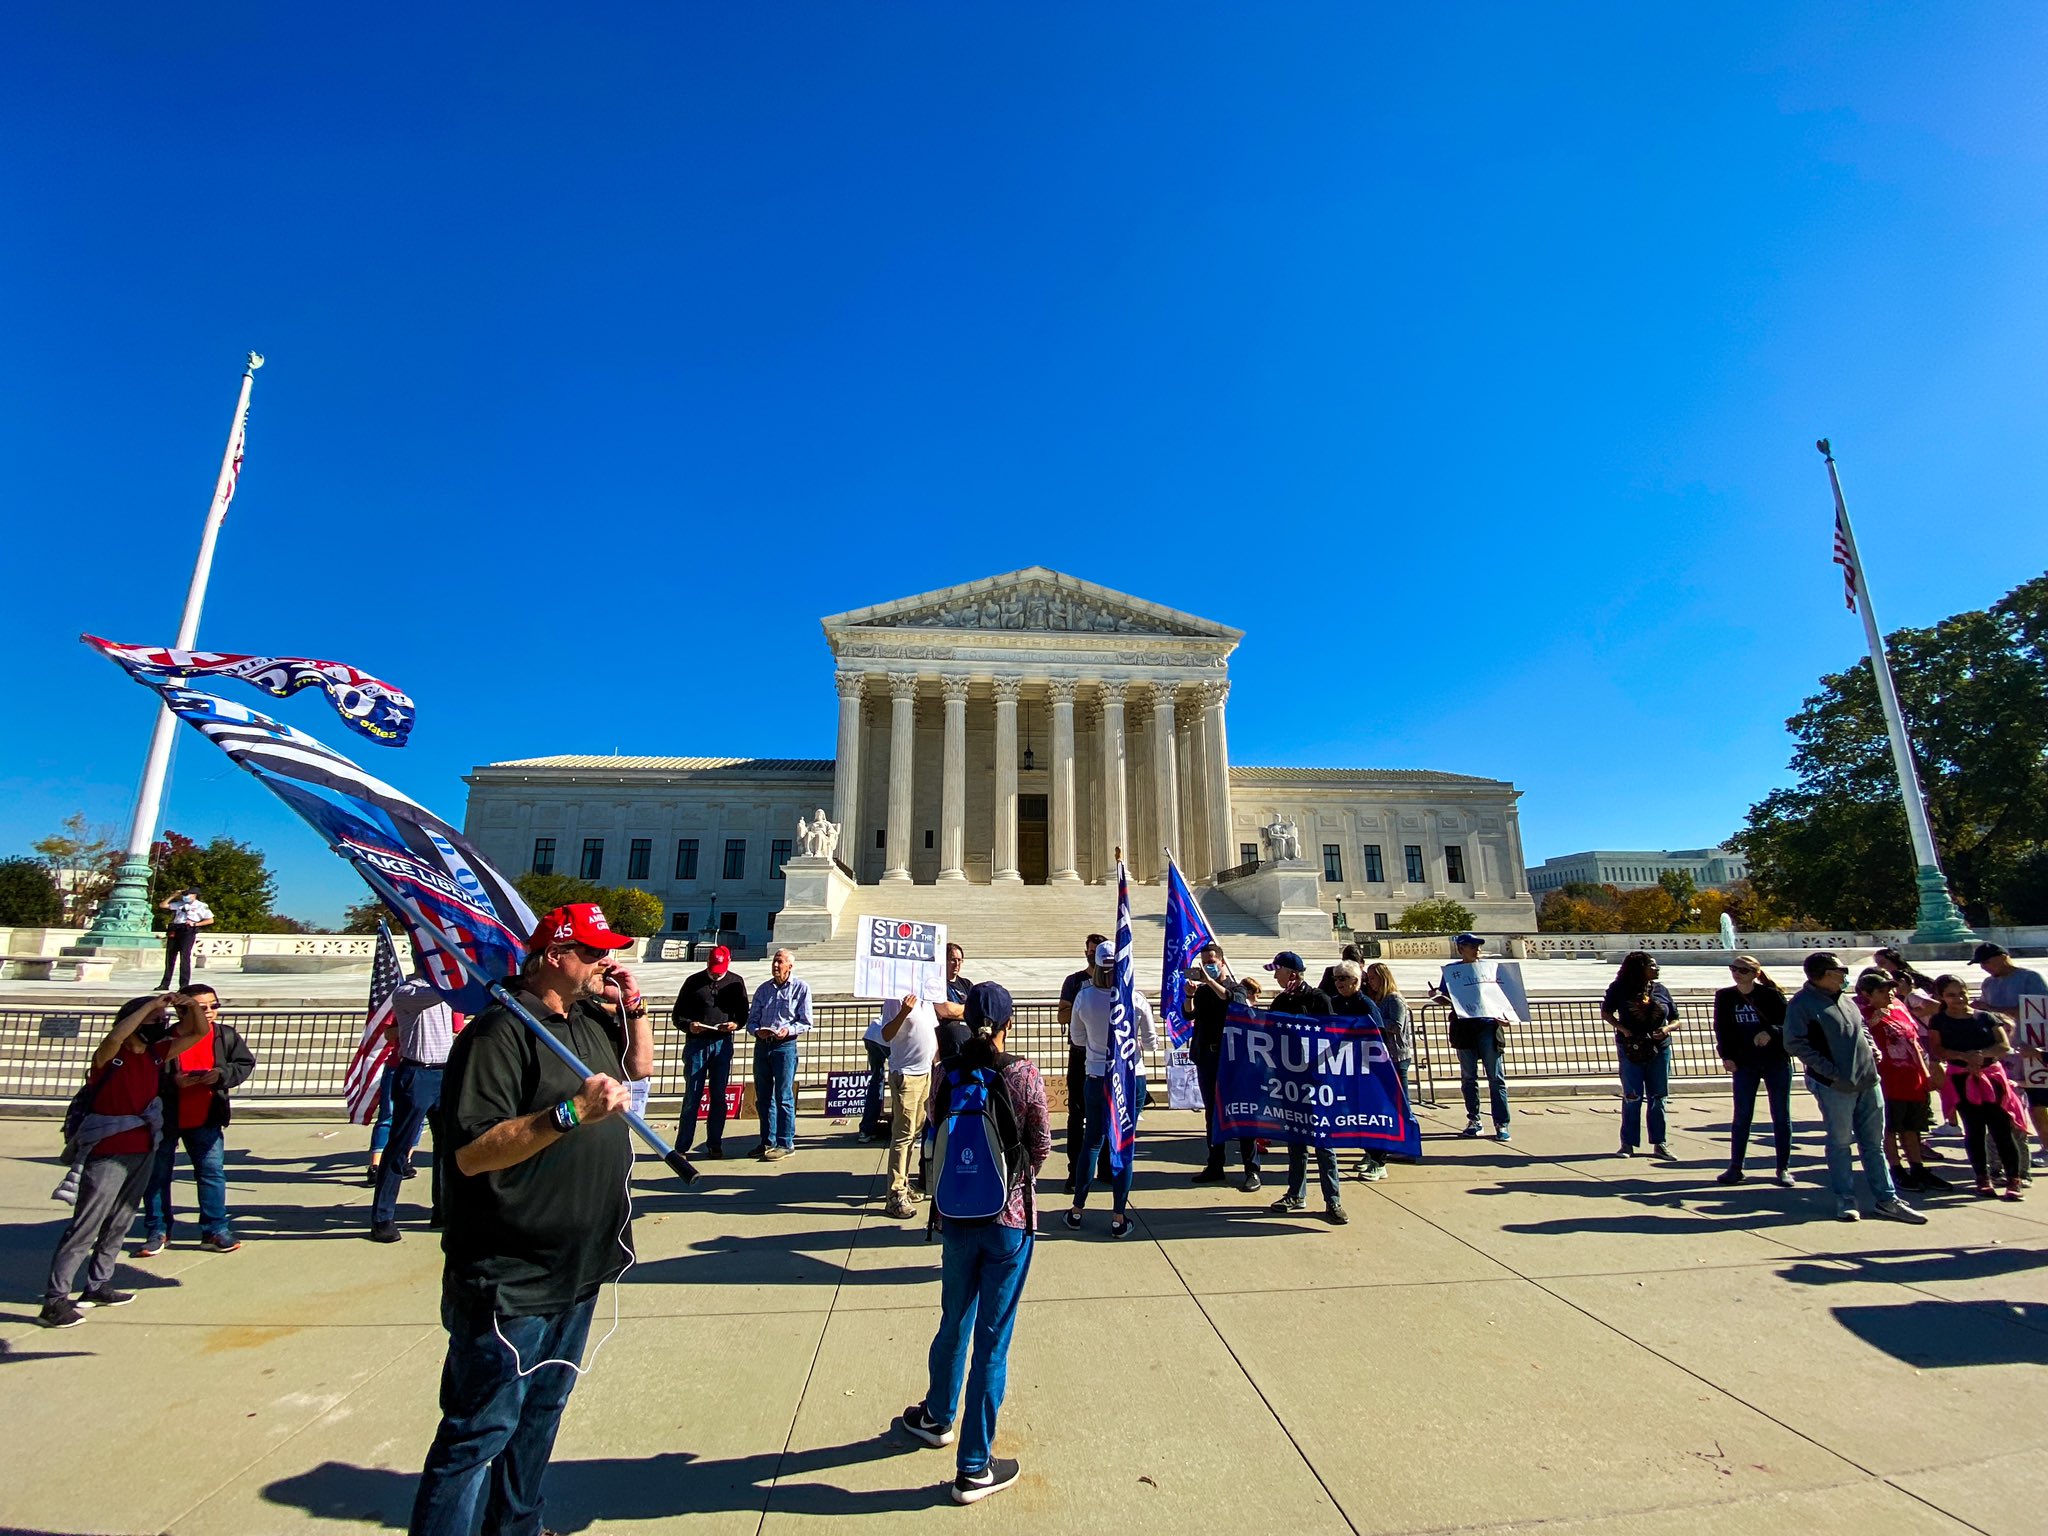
[1160,859,1212,1051]
[1217,1003,1420,1159]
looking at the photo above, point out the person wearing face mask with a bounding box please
[1711,955,1793,1187]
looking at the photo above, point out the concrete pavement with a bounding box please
[3,1094,2044,1534]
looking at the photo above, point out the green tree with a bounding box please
[595,885,664,938]
[0,857,64,925]
[1396,896,1476,933]
[1656,869,1700,930]
[340,898,392,935]
[147,831,281,932]
[514,872,602,913]
[32,812,123,923]
[1734,572,2048,928]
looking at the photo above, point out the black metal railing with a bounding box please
[1212,859,1260,885]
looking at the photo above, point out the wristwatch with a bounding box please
[551,1099,578,1134]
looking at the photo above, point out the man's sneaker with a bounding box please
[1494,1126,1512,1144]
[198,1233,241,1253]
[1836,1205,1861,1223]
[1323,1202,1350,1225]
[1109,1215,1133,1239]
[1771,1169,1795,1188]
[884,1195,915,1220]
[1873,1199,1929,1225]
[133,1233,167,1258]
[38,1298,85,1329]
[1190,1165,1225,1184]
[1894,1164,1922,1190]
[371,1222,402,1244]
[1268,1194,1305,1213]
[761,1146,789,1162]
[898,1403,955,1448]
[1715,1168,1745,1185]
[1240,1171,1262,1193]
[1361,1161,1388,1182]
[79,1287,135,1308]
[1459,1120,1483,1137]
[1914,1168,1953,1192]
[951,1457,1021,1505]
[1062,1210,1083,1231]
[1617,1146,1635,1158]
[1651,1144,1671,1160]
[704,1143,724,1159]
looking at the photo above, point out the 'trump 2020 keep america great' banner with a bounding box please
[1218,1003,1421,1159]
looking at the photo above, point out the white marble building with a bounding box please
[462,569,1537,948]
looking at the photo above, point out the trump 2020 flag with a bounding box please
[1106,861,1140,1175]
[343,922,403,1124]
[1161,858,1213,1051]
[90,657,532,1013]
[86,634,416,746]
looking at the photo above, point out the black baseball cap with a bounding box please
[1804,952,1848,979]
[1973,942,2009,965]
[964,981,1014,1030]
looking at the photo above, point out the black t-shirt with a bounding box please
[1059,968,1091,1007]
[1267,985,1333,1018]
[1930,1009,2003,1061]
[1189,979,1241,1054]
[440,990,634,1316]
[673,969,750,1031]
[933,973,976,1065]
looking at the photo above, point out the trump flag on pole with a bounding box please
[1160,858,1213,1051]
[1106,861,1140,1175]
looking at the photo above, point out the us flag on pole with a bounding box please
[1833,508,1859,612]
[343,921,402,1124]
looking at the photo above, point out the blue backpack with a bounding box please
[928,1057,1024,1232]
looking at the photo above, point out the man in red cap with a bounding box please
[410,902,643,1536]
[670,943,749,1158]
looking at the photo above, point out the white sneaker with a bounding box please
[1873,1199,1929,1225]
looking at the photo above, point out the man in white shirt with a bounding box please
[156,888,215,991]
[880,991,939,1219]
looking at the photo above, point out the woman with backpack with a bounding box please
[898,982,1050,1505]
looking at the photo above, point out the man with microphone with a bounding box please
[409,902,638,1536]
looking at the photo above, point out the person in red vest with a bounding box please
[132,985,256,1256]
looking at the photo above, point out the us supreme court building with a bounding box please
[462,569,1537,948]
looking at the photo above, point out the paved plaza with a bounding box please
[4,1094,2046,1535]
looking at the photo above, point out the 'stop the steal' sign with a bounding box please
[1217,1003,1421,1160]
[852,915,949,1003]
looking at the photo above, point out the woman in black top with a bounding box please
[1711,955,1793,1186]
[1602,952,1676,1159]
[1926,974,2026,1200]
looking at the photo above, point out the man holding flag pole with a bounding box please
[1064,852,1156,1237]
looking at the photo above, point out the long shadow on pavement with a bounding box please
[1828,1298,2048,1367]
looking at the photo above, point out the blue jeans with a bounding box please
[369,1067,398,1155]
[1286,1143,1340,1204]
[1073,1074,1143,1213]
[861,1040,889,1138]
[372,1063,444,1228]
[139,1123,229,1241]
[411,1290,598,1536]
[1618,1048,1670,1149]
[1458,1030,1510,1127]
[1807,1077,1897,1211]
[755,1040,798,1150]
[1730,1062,1793,1171]
[679,1032,734,1152]
[926,1222,1033,1476]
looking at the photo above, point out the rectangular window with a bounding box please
[1374,912,1390,931]
[876,828,886,849]
[1322,844,1343,884]
[925,829,934,849]
[1404,845,1426,883]
[766,910,776,936]
[675,838,699,880]
[531,837,555,875]
[1241,842,1258,866]
[771,838,792,880]
[719,910,737,934]
[627,838,651,880]
[1445,845,1467,883]
[579,837,604,881]
[670,911,690,932]
[1362,843,1384,883]
[723,839,746,880]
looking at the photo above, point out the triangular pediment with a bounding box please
[821,568,1239,641]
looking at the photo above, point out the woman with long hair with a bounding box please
[1602,951,1676,1159]
[1926,974,2027,1200]
[1854,969,1948,1194]
[1712,955,1793,1186]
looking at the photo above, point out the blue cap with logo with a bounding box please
[1454,932,1483,948]
[1264,950,1308,973]
[964,981,1014,1030]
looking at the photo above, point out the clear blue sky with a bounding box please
[4,4,2045,926]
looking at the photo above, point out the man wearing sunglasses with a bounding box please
[411,903,640,1536]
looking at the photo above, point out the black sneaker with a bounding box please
[1062,1210,1083,1231]
[1240,1171,1262,1193]
[1190,1165,1225,1184]
[951,1457,1021,1505]
[705,1144,724,1159]
[371,1222,402,1244]
[1916,1168,1954,1192]
[898,1402,955,1448]
[79,1287,135,1307]
[1109,1215,1133,1239]
[1714,1168,1745,1185]
[1323,1202,1350,1226]
[1268,1194,1305,1213]
[38,1298,85,1329]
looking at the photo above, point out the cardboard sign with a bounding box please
[825,1070,871,1118]
[1166,1045,1203,1111]
[853,915,949,1002]
[2015,994,2048,1089]
[1439,958,1531,1023]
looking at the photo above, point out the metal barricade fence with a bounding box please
[0,997,1720,1105]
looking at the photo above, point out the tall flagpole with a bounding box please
[1816,439,1974,944]
[80,353,266,950]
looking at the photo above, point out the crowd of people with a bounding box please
[35,902,2047,1524]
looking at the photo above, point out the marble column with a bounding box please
[1505,806,1530,897]
[831,670,865,865]
[1127,693,1154,881]
[991,678,1022,884]
[1200,681,1234,878]
[1049,679,1080,883]
[937,675,969,883]
[1151,685,1180,881]
[1099,681,1129,874]
[882,672,918,885]
[1180,704,1207,881]
[1082,699,1104,882]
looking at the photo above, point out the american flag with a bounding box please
[1833,508,1859,613]
[343,921,403,1123]
[220,404,248,518]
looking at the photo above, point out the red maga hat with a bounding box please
[528,903,633,953]
[707,944,733,976]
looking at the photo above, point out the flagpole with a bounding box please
[81,353,265,951]
[1816,439,1974,944]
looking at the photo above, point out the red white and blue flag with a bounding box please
[85,635,415,746]
[1833,508,1859,613]
[1161,858,1214,1051]
[343,921,403,1124]
[1106,861,1140,1174]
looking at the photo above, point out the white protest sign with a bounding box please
[852,915,949,1003]
[1440,958,1531,1023]
[2015,994,2048,1089]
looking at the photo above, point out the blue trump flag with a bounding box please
[1105,860,1140,1174]
[1217,1002,1421,1161]
[1160,858,1214,1051]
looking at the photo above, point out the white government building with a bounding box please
[1526,847,1750,896]
[462,569,1537,960]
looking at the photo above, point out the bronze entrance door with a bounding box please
[1017,794,1049,884]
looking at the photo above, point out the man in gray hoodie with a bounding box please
[1784,952,1928,1224]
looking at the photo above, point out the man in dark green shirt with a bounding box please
[410,902,643,1536]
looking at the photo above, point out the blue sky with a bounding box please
[4,4,2045,926]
